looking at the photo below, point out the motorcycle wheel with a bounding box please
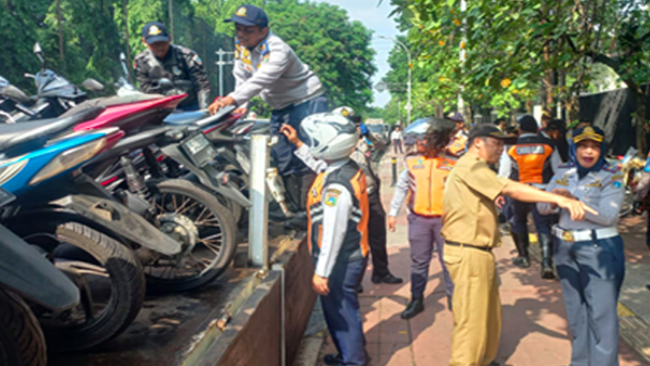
[223,164,249,226]
[145,179,237,292]
[18,221,145,352]
[0,289,47,366]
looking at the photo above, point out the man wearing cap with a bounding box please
[498,115,562,278]
[446,111,469,157]
[441,124,595,366]
[209,4,328,209]
[134,21,211,111]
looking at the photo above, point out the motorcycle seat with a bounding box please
[59,94,163,118]
[163,110,209,125]
[0,106,105,155]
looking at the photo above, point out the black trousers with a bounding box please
[368,188,390,277]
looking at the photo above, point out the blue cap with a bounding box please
[224,5,268,28]
[142,22,170,44]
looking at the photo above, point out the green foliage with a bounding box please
[0,0,376,113]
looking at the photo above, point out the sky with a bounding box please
[312,0,402,108]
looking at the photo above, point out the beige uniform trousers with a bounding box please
[444,244,501,366]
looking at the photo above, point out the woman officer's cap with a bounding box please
[572,126,604,143]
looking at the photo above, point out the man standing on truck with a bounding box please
[209,4,328,211]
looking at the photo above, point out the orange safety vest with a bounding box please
[405,153,457,216]
[307,160,370,262]
[507,135,555,184]
[446,131,468,157]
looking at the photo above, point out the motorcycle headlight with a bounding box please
[29,138,107,185]
[0,159,28,186]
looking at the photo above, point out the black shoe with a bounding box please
[447,295,453,311]
[510,232,531,268]
[400,296,424,320]
[358,285,363,294]
[646,284,650,291]
[323,353,343,365]
[371,273,403,284]
[284,211,307,231]
[539,233,555,279]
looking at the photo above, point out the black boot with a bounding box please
[510,232,531,268]
[371,272,403,284]
[539,233,555,279]
[283,211,308,231]
[400,296,424,320]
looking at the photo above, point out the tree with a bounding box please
[265,0,376,112]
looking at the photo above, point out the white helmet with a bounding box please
[300,112,359,161]
[332,106,355,118]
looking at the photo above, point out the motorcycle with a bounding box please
[0,187,79,366]
[0,108,153,352]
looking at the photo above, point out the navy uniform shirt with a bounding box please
[134,45,211,109]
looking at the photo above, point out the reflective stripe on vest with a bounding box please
[306,161,370,262]
[405,154,456,216]
[507,141,554,184]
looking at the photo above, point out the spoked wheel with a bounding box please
[145,179,237,293]
[17,221,145,352]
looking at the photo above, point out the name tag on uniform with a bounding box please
[586,180,602,188]
[516,145,545,155]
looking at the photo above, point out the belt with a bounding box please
[445,241,492,252]
[553,226,619,242]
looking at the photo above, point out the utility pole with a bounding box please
[168,0,174,40]
[216,48,235,97]
[378,35,412,125]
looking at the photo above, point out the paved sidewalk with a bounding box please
[311,154,649,366]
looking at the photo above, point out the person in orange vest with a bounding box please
[446,111,469,158]
[498,115,561,277]
[301,112,370,366]
[387,117,457,319]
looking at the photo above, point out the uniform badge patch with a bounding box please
[325,189,341,207]
[586,180,601,188]
[612,180,623,189]
[193,54,202,65]
[148,25,162,36]
[555,177,569,186]
[236,7,247,16]
[172,66,182,76]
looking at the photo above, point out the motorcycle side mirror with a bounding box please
[1,85,31,104]
[81,78,105,92]
[23,73,36,79]
[158,78,174,91]
[33,42,45,67]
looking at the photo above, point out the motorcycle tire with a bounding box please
[146,179,237,293]
[17,221,145,352]
[0,289,47,366]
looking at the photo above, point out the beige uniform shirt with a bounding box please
[442,151,510,248]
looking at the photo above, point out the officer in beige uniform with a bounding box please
[441,124,595,366]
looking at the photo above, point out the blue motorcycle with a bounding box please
[0,108,151,352]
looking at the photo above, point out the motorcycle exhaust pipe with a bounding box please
[265,167,294,218]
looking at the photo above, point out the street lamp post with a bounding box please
[378,35,412,125]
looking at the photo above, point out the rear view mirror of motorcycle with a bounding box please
[158,78,174,91]
[82,78,105,92]
[33,42,45,67]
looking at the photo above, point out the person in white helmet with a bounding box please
[282,107,402,286]
[299,112,370,366]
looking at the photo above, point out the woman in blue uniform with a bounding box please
[538,126,625,366]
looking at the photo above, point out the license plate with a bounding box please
[182,133,216,167]
[0,187,16,208]
[236,150,251,175]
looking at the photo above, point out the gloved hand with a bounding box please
[359,123,369,136]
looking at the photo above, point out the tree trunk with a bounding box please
[122,0,132,83]
[633,91,647,156]
[56,0,64,61]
